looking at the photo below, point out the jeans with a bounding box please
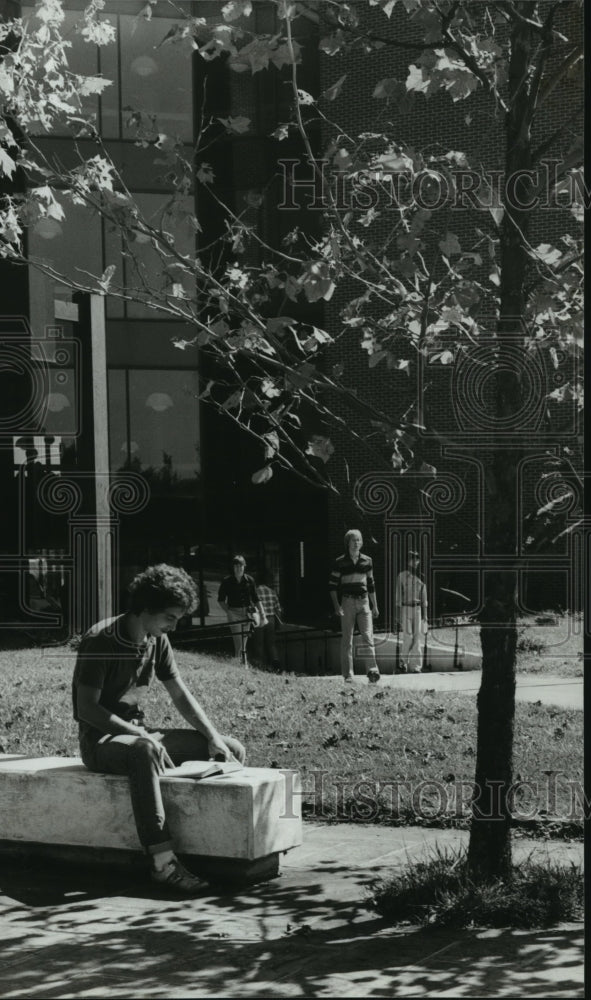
[81,729,244,855]
[401,605,422,671]
[340,596,377,678]
[226,607,248,659]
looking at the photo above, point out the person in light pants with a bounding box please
[395,549,428,673]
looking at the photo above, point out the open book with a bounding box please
[166,760,244,780]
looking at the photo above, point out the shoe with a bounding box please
[151,858,207,895]
[367,668,380,684]
[343,675,355,684]
[409,668,422,674]
[395,665,408,674]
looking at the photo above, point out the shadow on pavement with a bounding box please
[0,858,584,998]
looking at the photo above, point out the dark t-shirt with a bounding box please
[218,573,257,608]
[72,615,180,752]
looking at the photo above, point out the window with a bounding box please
[108,368,200,495]
[100,13,193,141]
[126,194,195,319]
[105,192,195,320]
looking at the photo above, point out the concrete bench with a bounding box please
[0,754,302,884]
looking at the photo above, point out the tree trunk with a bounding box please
[468,5,537,881]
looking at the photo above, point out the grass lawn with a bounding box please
[0,616,583,836]
[433,613,583,677]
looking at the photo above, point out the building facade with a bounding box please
[0,0,582,639]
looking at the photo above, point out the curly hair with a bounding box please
[128,564,198,616]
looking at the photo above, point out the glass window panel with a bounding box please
[107,369,128,472]
[98,14,121,139]
[125,193,195,319]
[128,370,200,493]
[28,198,102,291]
[44,368,77,438]
[117,14,193,142]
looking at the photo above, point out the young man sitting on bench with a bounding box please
[72,564,246,895]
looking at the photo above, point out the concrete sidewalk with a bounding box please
[0,823,583,998]
[349,671,584,710]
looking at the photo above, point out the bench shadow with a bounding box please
[0,858,584,998]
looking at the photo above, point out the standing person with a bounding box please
[72,564,246,895]
[395,549,428,673]
[253,569,282,670]
[329,529,380,684]
[218,555,266,664]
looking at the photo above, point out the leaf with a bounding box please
[270,39,301,70]
[306,436,334,463]
[218,115,251,134]
[276,1,297,18]
[199,379,215,400]
[368,350,388,368]
[222,390,242,411]
[296,89,316,106]
[155,23,192,48]
[368,0,398,16]
[319,31,346,57]
[261,378,281,398]
[197,163,215,184]
[300,262,335,303]
[438,233,461,257]
[405,64,430,95]
[76,75,112,97]
[310,326,331,344]
[373,78,402,99]
[271,123,290,141]
[0,148,17,178]
[375,149,414,173]
[534,243,563,267]
[264,431,280,459]
[222,0,253,20]
[321,74,347,101]
[251,465,273,484]
[97,264,116,293]
[430,350,454,365]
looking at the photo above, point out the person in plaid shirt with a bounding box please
[253,570,282,670]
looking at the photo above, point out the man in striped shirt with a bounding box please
[329,529,380,683]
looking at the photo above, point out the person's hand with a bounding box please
[228,737,246,765]
[335,606,344,618]
[372,607,379,620]
[208,732,238,763]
